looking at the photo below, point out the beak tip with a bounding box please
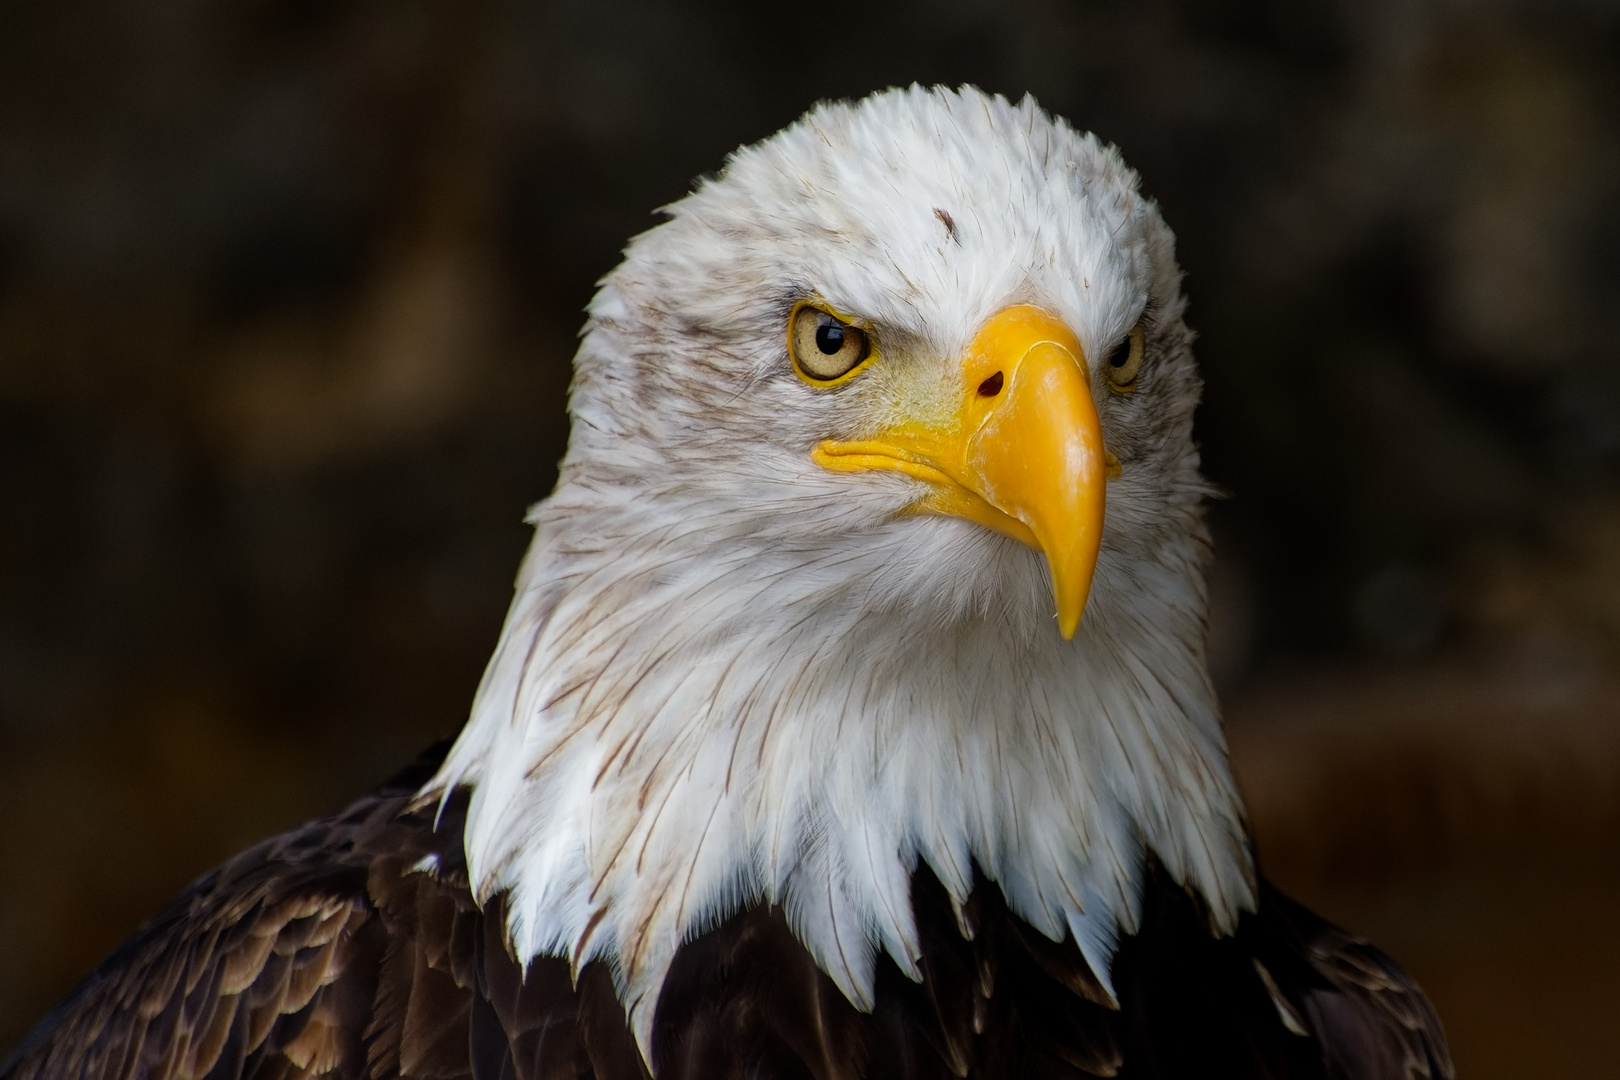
[1051,564,1090,641]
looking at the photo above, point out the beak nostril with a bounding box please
[977,371,1004,397]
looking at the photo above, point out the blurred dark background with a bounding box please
[4,0,1619,1073]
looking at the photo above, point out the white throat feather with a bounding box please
[424,86,1255,1058]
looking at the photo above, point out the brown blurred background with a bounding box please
[3,0,1619,1073]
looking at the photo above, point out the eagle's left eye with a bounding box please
[1106,323,1145,390]
[791,305,873,384]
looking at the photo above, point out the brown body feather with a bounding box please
[1,744,1452,1080]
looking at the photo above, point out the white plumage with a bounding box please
[426,86,1253,1058]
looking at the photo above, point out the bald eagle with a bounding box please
[3,87,1452,1080]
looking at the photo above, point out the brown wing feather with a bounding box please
[3,741,1452,1080]
[0,749,463,1080]
[1251,885,1456,1080]
[1,803,387,1080]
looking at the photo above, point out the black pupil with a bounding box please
[815,322,846,354]
[1110,339,1132,368]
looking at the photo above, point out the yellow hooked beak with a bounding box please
[812,305,1109,639]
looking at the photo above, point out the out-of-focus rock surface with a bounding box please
[3,1,1619,1075]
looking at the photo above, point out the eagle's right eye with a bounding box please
[791,304,873,384]
[1106,323,1144,390]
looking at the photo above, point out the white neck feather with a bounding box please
[426,462,1255,1057]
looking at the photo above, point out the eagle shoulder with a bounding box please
[2,744,1453,1080]
[0,745,640,1080]
[1246,884,1456,1080]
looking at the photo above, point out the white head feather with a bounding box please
[427,85,1254,1055]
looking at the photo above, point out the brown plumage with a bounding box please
[4,86,1457,1080]
[2,743,1452,1080]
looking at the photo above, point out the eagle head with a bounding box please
[430,85,1252,1051]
